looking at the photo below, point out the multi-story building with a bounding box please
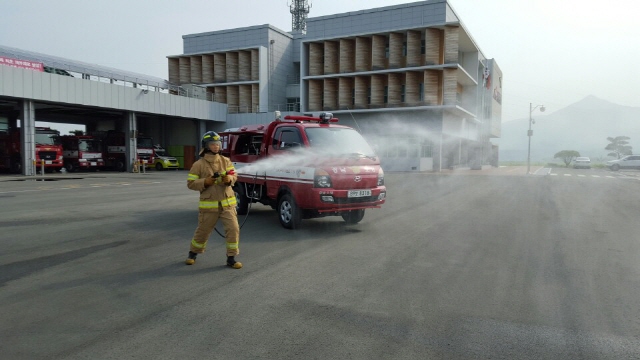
[167,0,502,171]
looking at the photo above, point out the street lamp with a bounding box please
[527,102,546,174]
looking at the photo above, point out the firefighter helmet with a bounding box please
[199,131,222,156]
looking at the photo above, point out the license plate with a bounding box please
[90,162,97,166]
[45,161,52,164]
[347,189,371,198]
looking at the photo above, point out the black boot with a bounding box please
[185,251,198,265]
[226,256,242,269]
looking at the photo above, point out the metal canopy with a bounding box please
[0,44,170,89]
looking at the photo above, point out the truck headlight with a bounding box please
[377,168,384,186]
[314,169,332,188]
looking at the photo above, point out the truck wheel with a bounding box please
[278,193,302,229]
[65,163,75,173]
[155,162,163,171]
[10,157,21,174]
[234,184,249,215]
[116,161,126,172]
[341,209,365,224]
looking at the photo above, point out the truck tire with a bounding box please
[10,157,21,174]
[65,162,75,173]
[234,184,249,215]
[116,160,126,172]
[278,193,302,229]
[341,209,365,224]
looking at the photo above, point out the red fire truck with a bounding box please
[96,131,155,172]
[0,127,64,173]
[57,134,105,172]
[220,112,386,229]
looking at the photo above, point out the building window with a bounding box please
[287,98,300,112]
[351,89,355,106]
[384,86,388,104]
[385,43,389,58]
[419,83,424,102]
[421,40,426,55]
[402,42,407,57]
[401,85,406,102]
[367,87,371,105]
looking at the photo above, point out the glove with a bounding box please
[204,177,214,187]
[222,175,232,185]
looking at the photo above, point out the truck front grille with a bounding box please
[39,151,56,160]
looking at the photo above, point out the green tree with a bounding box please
[554,150,580,167]
[605,136,632,159]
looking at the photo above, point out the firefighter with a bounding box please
[185,131,242,269]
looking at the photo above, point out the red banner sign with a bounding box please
[0,56,44,72]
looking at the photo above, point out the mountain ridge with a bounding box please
[497,96,640,162]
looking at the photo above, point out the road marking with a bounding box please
[550,173,558,176]
[606,176,615,178]
[578,174,585,177]
[564,174,572,176]
[591,175,600,178]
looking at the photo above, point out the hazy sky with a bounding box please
[1,0,638,123]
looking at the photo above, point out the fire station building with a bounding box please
[167,0,502,171]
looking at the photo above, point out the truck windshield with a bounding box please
[138,138,153,148]
[35,132,60,145]
[79,139,100,152]
[305,128,376,157]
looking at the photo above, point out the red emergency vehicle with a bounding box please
[0,127,64,173]
[220,112,386,229]
[96,131,155,171]
[57,134,105,172]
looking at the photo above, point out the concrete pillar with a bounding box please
[323,78,338,110]
[372,35,387,70]
[124,112,137,173]
[371,75,385,108]
[190,56,202,83]
[443,68,457,105]
[309,42,324,76]
[354,76,369,109]
[308,79,323,111]
[355,37,371,72]
[324,41,339,75]
[407,30,422,67]
[239,85,251,113]
[214,53,226,83]
[250,49,260,81]
[405,71,420,105]
[179,57,191,84]
[239,51,251,81]
[444,26,459,64]
[19,100,36,176]
[226,52,239,82]
[202,55,214,83]
[423,70,441,105]
[388,73,403,105]
[338,77,354,110]
[168,58,180,84]
[339,39,355,73]
[388,33,404,69]
[424,28,442,65]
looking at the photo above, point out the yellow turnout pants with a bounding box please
[190,206,240,256]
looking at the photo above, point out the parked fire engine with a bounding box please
[0,127,64,173]
[96,131,155,171]
[220,112,386,229]
[56,134,105,172]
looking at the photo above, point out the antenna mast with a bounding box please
[290,0,311,32]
